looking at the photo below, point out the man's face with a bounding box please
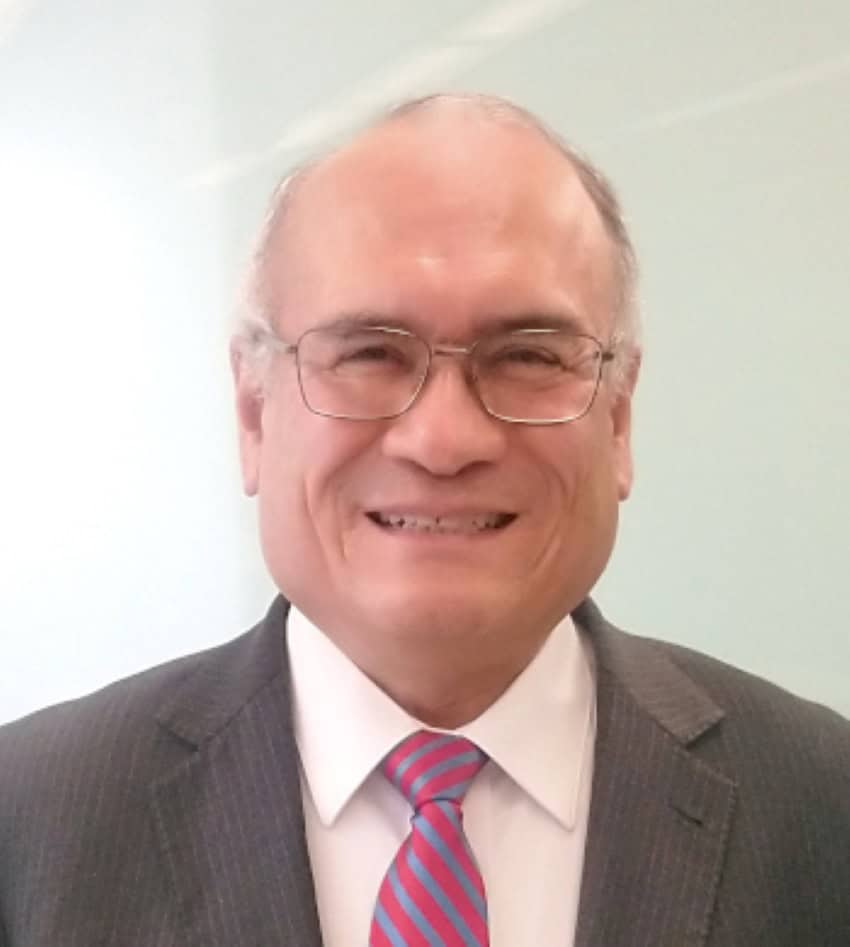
[234,117,637,675]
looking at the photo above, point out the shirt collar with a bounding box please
[287,606,594,831]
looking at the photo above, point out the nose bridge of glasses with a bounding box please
[425,342,480,389]
[411,340,486,413]
[431,342,474,359]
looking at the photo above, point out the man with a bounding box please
[1,94,848,946]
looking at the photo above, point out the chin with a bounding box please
[364,576,521,640]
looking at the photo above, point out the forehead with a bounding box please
[267,116,616,338]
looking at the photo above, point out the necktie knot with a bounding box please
[382,730,488,811]
[372,730,491,946]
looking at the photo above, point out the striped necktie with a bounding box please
[370,730,490,947]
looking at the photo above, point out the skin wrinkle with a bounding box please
[265,112,616,344]
[232,103,638,727]
[242,98,639,387]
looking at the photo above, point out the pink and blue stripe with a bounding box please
[370,731,489,947]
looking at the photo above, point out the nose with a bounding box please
[381,357,508,476]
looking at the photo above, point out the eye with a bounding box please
[330,336,416,375]
[341,344,401,363]
[483,343,566,376]
[496,345,563,366]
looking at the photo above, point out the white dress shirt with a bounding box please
[287,606,596,947]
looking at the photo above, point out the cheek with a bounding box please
[253,394,322,575]
[527,423,606,495]
[554,432,622,576]
[258,402,379,549]
[531,422,622,535]
[254,410,353,602]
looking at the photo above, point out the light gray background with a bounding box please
[1,0,848,723]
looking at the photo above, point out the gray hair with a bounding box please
[234,93,641,393]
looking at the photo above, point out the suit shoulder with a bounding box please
[658,636,848,727]
[1,639,217,754]
[0,613,284,808]
[651,636,850,777]
[581,598,850,755]
[582,595,850,796]
[0,602,292,932]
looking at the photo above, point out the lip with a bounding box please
[364,502,518,518]
[366,510,517,534]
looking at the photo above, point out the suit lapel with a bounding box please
[150,598,323,947]
[574,602,737,947]
[143,595,736,945]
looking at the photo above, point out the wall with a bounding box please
[1,0,848,722]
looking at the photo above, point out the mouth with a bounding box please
[366,511,517,534]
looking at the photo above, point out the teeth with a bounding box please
[373,512,509,533]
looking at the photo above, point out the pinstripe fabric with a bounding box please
[1,595,848,945]
[0,597,322,946]
[571,600,850,947]
[371,732,489,947]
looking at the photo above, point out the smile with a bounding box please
[367,512,516,534]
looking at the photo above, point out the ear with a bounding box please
[230,340,264,497]
[610,352,641,501]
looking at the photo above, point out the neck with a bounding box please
[358,632,548,728]
[379,671,516,729]
[293,596,565,728]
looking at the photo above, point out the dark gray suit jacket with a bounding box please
[1,597,848,946]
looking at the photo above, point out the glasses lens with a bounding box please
[474,331,603,422]
[296,326,428,419]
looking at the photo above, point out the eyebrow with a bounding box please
[316,310,590,337]
[486,313,587,334]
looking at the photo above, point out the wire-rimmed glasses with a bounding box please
[257,323,614,425]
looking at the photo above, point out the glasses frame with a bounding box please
[258,324,615,426]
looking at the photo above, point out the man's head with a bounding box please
[231,94,640,722]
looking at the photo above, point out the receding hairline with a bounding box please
[266,93,623,256]
[239,93,641,389]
